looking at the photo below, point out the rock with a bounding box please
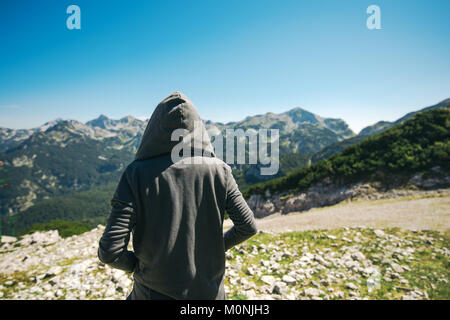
[344,260,359,270]
[304,287,320,298]
[346,282,358,290]
[314,254,327,265]
[244,289,257,299]
[1,235,17,243]
[105,286,116,297]
[260,260,270,267]
[43,291,55,299]
[46,266,63,277]
[351,251,365,261]
[320,279,329,286]
[246,267,255,276]
[111,269,126,283]
[282,275,297,285]
[272,282,287,295]
[117,277,132,291]
[260,275,276,286]
[18,230,61,246]
[42,283,52,291]
[391,263,404,273]
[400,279,409,285]
[374,230,385,238]
[390,272,401,280]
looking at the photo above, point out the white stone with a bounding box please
[1,235,17,243]
[374,230,385,238]
[260,275,276,286]
[304,288,320,297]
[47,266,63,276]
[346,282,358,290]
[391,263,404,273]
[282,275,297,285]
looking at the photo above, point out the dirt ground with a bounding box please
[224,194,450,234]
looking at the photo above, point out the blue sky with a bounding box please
[0,0,449,133]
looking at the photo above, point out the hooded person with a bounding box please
[98,91,258,300]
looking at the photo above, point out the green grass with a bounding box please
[0,271,35,299]
[19,219,91,238]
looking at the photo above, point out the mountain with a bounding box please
[2,103,449,233]
[0,107,354,214]
[205,107,355,155]
[244,107,450,206]
[0,118,65,153]
[86,114,146,133]
[311,98,450,164]
[0,118,143,213]
[0,128,36,153]
[358,98,450,136]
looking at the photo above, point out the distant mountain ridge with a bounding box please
[0,106,355,214]
[358,98,450,136]
[6,105,450,235]
[312,98,450,163]
[205,107,355,157]
[244,107,450,219]
[0,100,448,215]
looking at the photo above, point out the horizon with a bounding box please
[3,97,449,135]
[1,1,449,133]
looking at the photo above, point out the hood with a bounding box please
[135,92,215,161]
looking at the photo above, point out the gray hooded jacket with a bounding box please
[98,92,258,300]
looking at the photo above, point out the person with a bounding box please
[97,91,258,300]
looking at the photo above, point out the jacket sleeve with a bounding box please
[98,169,138,273]
[223,165,258,251]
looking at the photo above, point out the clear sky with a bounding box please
[0,0,449,133]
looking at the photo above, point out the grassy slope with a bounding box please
[225,228,450,300]
[1,227,448,300]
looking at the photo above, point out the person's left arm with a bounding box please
[98,168,138,273]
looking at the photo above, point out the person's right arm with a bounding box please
[98,169,138,273]
[223,165,258,251]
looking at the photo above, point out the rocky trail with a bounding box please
[229,192,450,233]
[0,194,449,300]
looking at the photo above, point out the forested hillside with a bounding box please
[244,107,450,198]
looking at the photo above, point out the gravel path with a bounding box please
[225,195,450,233]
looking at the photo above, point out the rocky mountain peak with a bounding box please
[85,114,112,129]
